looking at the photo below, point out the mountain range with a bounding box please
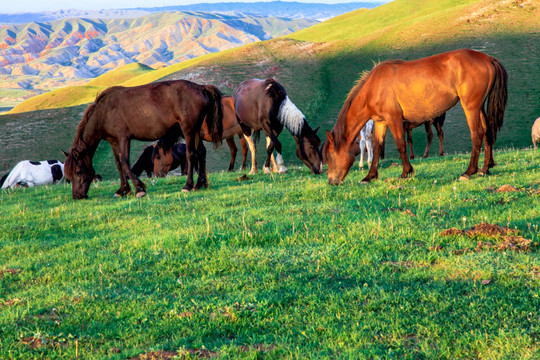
[0,2,384,23]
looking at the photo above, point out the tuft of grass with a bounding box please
[0,148,539,359]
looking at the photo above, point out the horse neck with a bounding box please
[75,116,100,158]
[333,97,370,150]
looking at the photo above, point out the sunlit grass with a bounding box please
[1,148,539,359]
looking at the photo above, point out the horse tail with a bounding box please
[0,173,8,189]
[485,57,508,146]
[203,85,223,146]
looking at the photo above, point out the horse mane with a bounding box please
[264,78,306,136]
[73,86,121,148]
[332,69,372,148]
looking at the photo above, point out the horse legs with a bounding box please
[406,125,415,159]
[110,141,132,197]
[434,114,445,156]
[243,134,258,174]
[119,139,146,197]
[366,135,374,168]
[359,136,366,169]
[182,134,198,192]
[422,121,434,158]
[388,118,414,179]
[461,107,484,180]
[194,141,208,190]
[362,121,387,183]
[263,135,275,174]
[226,137,237,171]
[266,135,285,173]
[239,134,248,170]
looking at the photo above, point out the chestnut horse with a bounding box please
[64,80,223,199]
[234,78,322,174]
[405,113,446,159]
[152,96,248,177]
[323,49,507,184]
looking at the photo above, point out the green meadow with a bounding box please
[1,0,540,357]
[1,149,539,359]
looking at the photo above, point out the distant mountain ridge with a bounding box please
[0,11,316,100]
[0,2,384,23]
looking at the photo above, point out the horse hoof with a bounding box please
[113,193,122,198]
[459,175,470,181]
[136,191,146,198]
[181,188,191,193]
[263,167,271,175]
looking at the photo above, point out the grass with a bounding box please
[1,148,539,359]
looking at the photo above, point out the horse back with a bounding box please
[95,80,209,141]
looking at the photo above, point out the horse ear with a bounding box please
[314,127,320,134]
[326,130,334,144]
[61,150,69,158]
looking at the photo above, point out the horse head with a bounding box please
[296,125,322,174]
[64,144,95,199]
[152,141,174,177]
[323,130,355,185]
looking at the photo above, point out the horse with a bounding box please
[234,78,322,174]
[152,96,249,177]
[532,117,540,149]
[1,160,64,189]
[64,79,223,199]
[132,143,188,178]
[404,113,446,159]
[358,119,374,169]
[322,49,507,185]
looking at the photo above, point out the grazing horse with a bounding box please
[152,96,249,177]
[132,143,188,177]
[1,160,64,189]
[64,80,223,199]
[405,113,446,159]
[234,78,322,174]
[532,117,540,149]
[358,119,374,169]
[322,49,507,185]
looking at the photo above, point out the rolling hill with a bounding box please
[0,0,538,179]
[0,11,316,106]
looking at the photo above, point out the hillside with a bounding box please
[0,12,316,107]
[0,0,538,179]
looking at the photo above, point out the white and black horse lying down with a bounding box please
[0,160,65,189]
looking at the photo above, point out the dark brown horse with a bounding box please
[132,143,188,178]
[405,113,446,159]
[323,49,507,185]
[152,96,248,177]
[234,78,322,174]
[64,80,223,199]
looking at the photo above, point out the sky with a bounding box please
[2,0,390,14]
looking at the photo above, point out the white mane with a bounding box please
[278,96,305,136]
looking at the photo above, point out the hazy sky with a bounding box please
[2,0,390,13]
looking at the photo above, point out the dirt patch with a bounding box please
[235,174,250,182]
[495,184,518,193]
[440,223,535,253]
[21,335,69,349]
[0,268,22,278]
[130,349,217,359]
[382,207,416,216]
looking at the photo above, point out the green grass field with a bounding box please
[1,148,539,359]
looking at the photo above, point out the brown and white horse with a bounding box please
[323,49,507,184]
[234,78,322,175]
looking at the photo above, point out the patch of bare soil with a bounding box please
[0,268,22,277]
[440,223,535,252]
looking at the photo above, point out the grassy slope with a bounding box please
[8,63,156,114]
[1,0,539,180]
[0,149,539,359]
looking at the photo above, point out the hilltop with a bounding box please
[0,0,538,178]
[0,12,316,106]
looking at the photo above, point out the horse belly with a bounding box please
[399,90,458,123]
